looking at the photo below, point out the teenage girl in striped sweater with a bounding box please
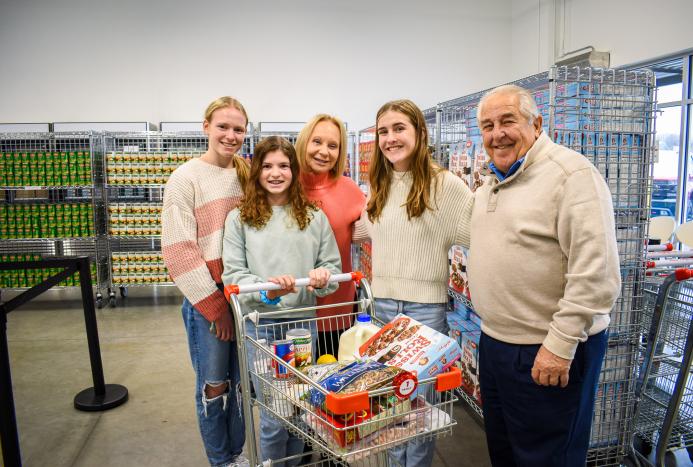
[361,99,474,467]
[162,97,250,467]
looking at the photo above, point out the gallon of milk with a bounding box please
[338,314,380,362]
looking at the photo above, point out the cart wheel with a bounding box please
[108,290,117,308]
[119,286,128,298]
[621,454,640,467]
[96,292,104,309]
[633,433,652,458]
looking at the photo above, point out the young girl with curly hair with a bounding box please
[221,136,341,467]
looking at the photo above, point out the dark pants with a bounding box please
[478,331,607,467]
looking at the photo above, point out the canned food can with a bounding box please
[285,328,312,369]
[271,339,295,379]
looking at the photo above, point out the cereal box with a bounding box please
[458,329,482,406]
[448,245,470,298]
[359,314,462,395]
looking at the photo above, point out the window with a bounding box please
[631,52,693,223]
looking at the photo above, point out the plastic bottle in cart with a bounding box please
[338,314,380,362]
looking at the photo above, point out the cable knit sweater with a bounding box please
[161,158,243,323]
[301,172,366,331]
[360,170,474,303]
[467,132,621,359]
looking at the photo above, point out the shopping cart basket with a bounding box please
[630,268,693,467]
[224,272,462,467]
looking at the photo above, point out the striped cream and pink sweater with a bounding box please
[162,158,243,323]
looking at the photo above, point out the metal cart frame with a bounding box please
[630,269,693,466]
[226,273,462,467]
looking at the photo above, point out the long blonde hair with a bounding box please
[239,136,317,230]
[203,96,251,189]
[366,99,442,222]
[295,114,348,178]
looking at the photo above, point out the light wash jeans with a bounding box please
[244,316,318,467]
[182,298,245,467]
[374,298,449,467]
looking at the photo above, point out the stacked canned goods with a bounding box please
[107,203,162,236]
[0,203,94,239]
[0,254,97,288]
[0,151,92,187]
[111,252,170,284]
[105,151,203,185]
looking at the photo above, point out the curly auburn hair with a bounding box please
[239,136,317,230]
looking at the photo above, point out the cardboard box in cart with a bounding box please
[359,314,462,396]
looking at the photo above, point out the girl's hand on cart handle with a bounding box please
[307,267,331,292]
[266,275,297,300]
[213,310,235,342]
[223,272,362,299]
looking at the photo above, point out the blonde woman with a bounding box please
[162,97,250,467]
[296,114,366,357]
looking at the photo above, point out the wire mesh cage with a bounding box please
[433,66,657,466]
[0,132,100,290]
[101,131,254,298]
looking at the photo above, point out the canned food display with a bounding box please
[0,151,93,187]
[106,151,204,185]
[0,202,94,239]
[108,203,162,236]
[110,252,171,284]
[0,254,97,288]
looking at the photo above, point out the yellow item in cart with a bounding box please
[316,354,337,365]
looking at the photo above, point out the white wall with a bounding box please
[0,0,512,131]
[511,0,693,80]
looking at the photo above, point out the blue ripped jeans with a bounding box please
[374,298,449,467]
[182,298,245,467]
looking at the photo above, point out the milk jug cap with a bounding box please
[356,314,371,323]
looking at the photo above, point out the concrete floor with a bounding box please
[2,287,491,467]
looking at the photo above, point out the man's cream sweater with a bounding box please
[362,170,474,304]
[467,132,621,359]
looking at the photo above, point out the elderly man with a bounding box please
[467,84,621,467]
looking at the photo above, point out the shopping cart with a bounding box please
[629,268,693,467]
[225,272,462,467]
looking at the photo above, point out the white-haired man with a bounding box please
[467,84,621,466]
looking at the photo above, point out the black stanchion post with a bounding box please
[0,305,22,467]
[73,257,128,411]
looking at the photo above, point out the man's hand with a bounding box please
[214,310,235,342]
[531,345,572,387]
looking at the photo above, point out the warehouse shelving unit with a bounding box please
[100,130,254,307]
[0,131,101,296]
[436,66,657,466]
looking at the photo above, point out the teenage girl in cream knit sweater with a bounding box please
[359,99,473,467]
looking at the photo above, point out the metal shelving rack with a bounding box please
[437,66,657,466]
[0,131,101,296]
[100,130,254,307]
